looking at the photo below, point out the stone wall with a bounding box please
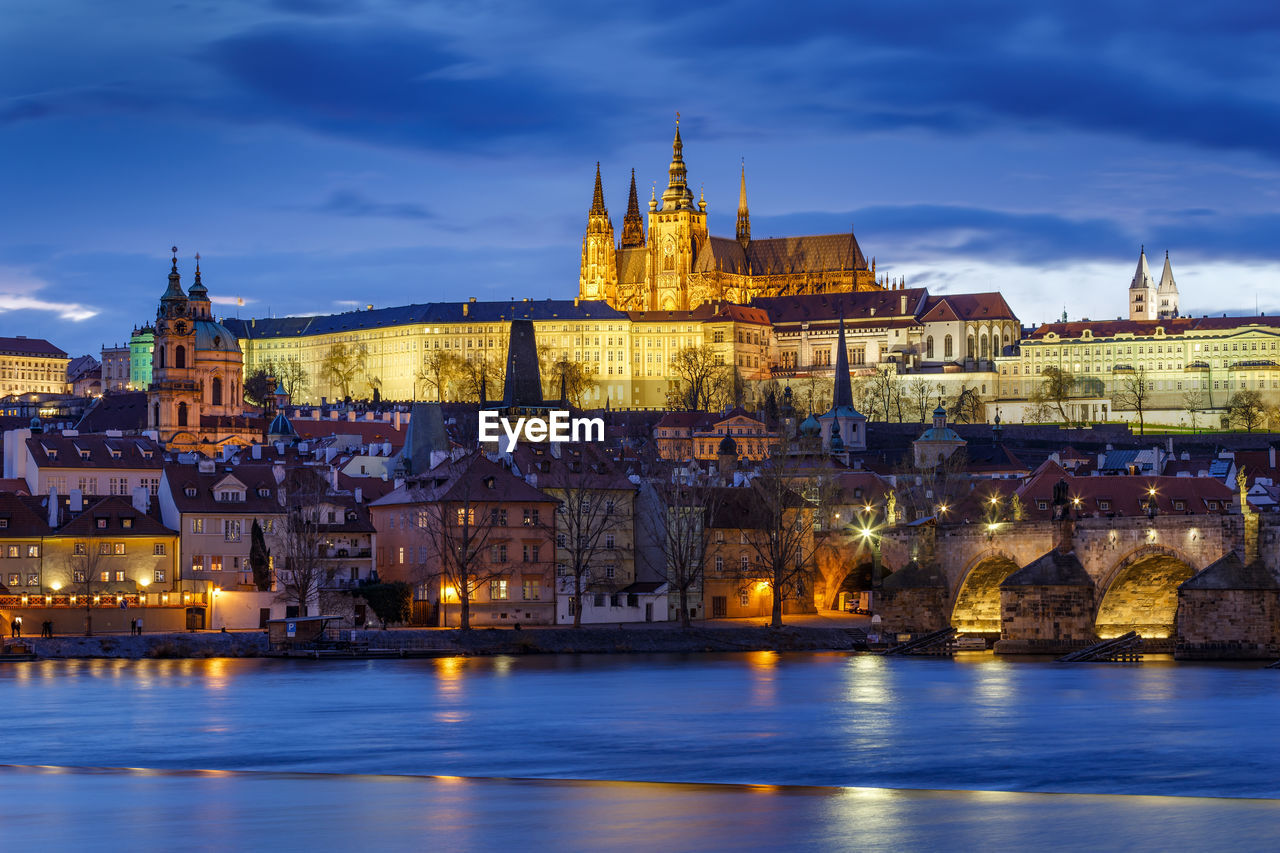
[996,585,1096,654]
[1175,590,1280,660]
[875,588,949,635]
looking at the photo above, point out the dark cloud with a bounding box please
[201,24,617,155]
[312,189,434,220]
[641,0,1280,162]
[753,205,1280,266]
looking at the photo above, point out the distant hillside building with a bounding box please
[579,121,885,312]
[0,336,68,397]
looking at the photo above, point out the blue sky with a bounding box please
[4,0,1280,354]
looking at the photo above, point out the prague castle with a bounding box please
[580,120,883,312]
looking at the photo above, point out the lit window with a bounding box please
[490,579,509,600]
[154,570,166,584]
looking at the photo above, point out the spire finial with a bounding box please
[589,161,607,216]
[170,246,178,272]
[194,252,201,273]
[736,159,750,245]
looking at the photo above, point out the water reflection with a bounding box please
[0,654,1277,799]
[1,766,1277,851]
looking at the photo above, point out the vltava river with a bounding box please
[2,652,1277,850]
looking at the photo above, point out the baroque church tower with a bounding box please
[578,163,617,302]
[150,248,201,443]
[148,249,247,453]
[647,117,709,311]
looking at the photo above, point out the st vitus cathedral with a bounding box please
[579,119,884,312]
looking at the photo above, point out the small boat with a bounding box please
[0,642,37,662]
[952,636,988,651]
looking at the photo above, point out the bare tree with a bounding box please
[906,376,933,423]
[1182,388,1206,432]
[545,358,597,408]
[1227,389,1266,432]
[1030,366,1076,423]
[275,472,330,617]
[1112,367,1150,435]
[276,355,309,402]
[891,449,971,523]
[948,385,983,424]
[668,345,733,411]
[64,540,110,636]
[866,366,902,422]
[408,456,523,630]
[322,341,365,400]
[416,350,464,401]
[547,448,628,627]
[733,464,828,628]
[649,467,722,629]
[457,355,504,403]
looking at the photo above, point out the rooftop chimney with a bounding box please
[132,486,150,515]
[70,488,83,513]
[48,486,59,528]
[251,444,262,460]
[354,487,363,504]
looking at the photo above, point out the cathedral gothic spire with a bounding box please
[662,114,695,210]
[736,161,750,246]
[579,163,617,301]
[590,162,607,216]
[621,168,645,248]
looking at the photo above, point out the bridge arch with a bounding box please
[1094,544,1198,639]
[950,549,1021,633]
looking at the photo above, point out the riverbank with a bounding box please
[6,625,861,660]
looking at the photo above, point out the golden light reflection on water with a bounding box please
[747,651,778,706]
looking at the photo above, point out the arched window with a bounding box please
[944,335,953,359]
[967,335,975,360]
[175,345,186,369]
[152,403,160,427]
[980,335,989,360]
[926,336,934,359]
[212,377,222,406]
[157,347,166,369]
[177,402,188,427]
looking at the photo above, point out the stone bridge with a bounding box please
[855,514,1245,639]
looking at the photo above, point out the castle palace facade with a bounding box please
[579,122,884,312]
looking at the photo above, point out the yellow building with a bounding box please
[228,298,774,409]
[580,121,882,312]
[0,336,68,397]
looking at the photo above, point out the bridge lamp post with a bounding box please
[858,525,883,592]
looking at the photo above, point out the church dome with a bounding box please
[268,412,297,438]
[918,425,962,442]
[799,414,821,436]
[193,318,241,354]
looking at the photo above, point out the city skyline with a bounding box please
[5,1,1280,352]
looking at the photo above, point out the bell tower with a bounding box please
[149,248,200,443]
[578,163,617,302]
[647,114,708,310]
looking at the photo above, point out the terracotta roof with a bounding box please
[75,392,149,433]
[752,289,927,325]
[1014,471,1235,519]
[627,302,770,326]
[0,337,67,358]
[923,292,1018,322]
[58,496,173,537]
[371,452,553,507]
[0,492,54,537]
[655,411,715,431]
[0,479,31,495]
[26,434,164,470]
[164,463,294,514]
[696,233,868,277]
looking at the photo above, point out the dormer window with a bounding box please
[121,518,133,529]
[258,487,270,498]
[96,517,108,529]
[78,449,90,460]
[185,487,197,498]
